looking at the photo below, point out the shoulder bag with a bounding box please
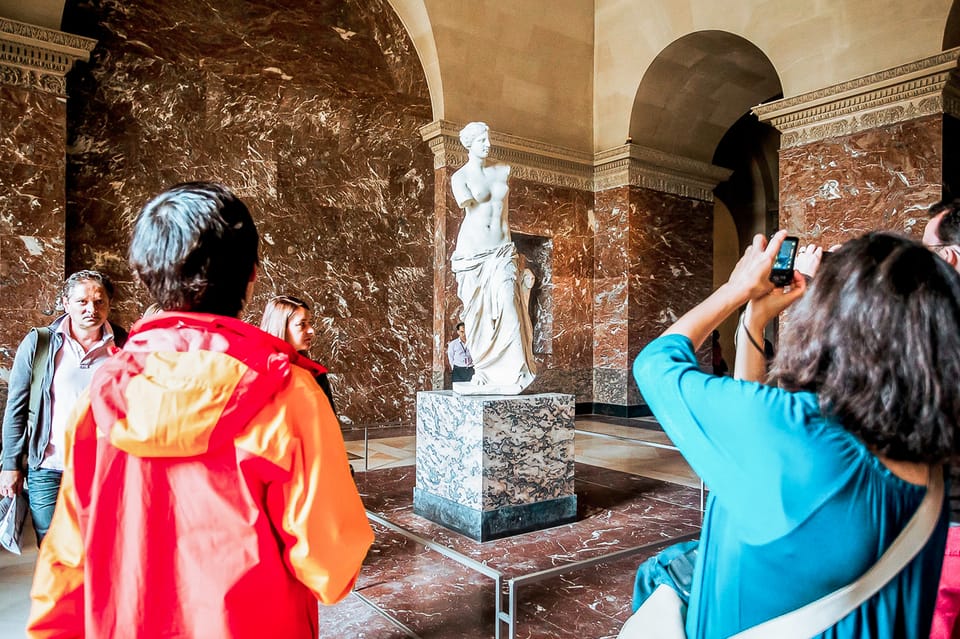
[619,467,943,639]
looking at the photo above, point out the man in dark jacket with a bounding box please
[0,270,125,544]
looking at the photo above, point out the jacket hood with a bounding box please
[90,312,325,459]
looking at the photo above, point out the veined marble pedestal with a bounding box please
[414,391,576,541]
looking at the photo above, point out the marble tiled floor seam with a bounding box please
[0,415,698,638]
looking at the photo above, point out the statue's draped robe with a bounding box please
[451,242,536,389]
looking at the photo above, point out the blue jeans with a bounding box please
[27,468,62,546]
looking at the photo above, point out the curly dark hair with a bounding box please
[129,182,259,317]
[769,232,960,463]
[61,269,115,302]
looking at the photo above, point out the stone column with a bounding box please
[420,120,595,401]
[592,145,729,415]
[0,18,95,406]
[753,48,960,248]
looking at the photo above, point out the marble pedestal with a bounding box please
[413,391,576,541]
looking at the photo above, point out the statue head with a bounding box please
[459,121,490,151]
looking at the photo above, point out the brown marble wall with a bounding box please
[779,115,944,246]
[592,187,630,406]
[628,187,713,364]
[594,186,712,410]
[512,179,595,401]
[60,0,434,427]
[0,83,67,408]
[433,170,595,402]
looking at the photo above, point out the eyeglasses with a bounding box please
[928,244,959,259]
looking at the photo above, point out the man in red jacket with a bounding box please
[27,182,373,638]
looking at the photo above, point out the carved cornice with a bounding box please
[0,17,97,95]
[420,120,595,191]
[753,47,960,148]
[593,144,732,202]
[419,120,730,200]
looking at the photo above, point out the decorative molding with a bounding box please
[753,47,960,148]
[0,17,97,95]
[593,144,731,202]
[419,120,730,200]
[419,120,595,191]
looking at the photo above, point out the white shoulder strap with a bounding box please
[731,466,944,639]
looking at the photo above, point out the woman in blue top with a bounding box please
[633,231,960,638]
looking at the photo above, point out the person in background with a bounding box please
[141,302,162,318]
[710,330,728,376]
[0,270,126,545]
[26,182,372,639]
[260,295,336,414]
[634,230,959,638]
[447,321,475,383]
[923,198,960,639]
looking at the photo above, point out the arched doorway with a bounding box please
[629,30,782,361]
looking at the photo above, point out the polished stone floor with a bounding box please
[0,415,700,638]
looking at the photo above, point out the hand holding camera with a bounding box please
[769,236,800,286]
[725,231,812,329]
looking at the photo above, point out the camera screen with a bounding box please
[773,238,798,270]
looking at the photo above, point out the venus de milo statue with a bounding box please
[449,121,537,394]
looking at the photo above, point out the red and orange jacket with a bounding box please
[27,312,373,639]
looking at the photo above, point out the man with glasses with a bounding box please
[923,198,960,639]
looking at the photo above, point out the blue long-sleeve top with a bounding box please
[633,334,947,639]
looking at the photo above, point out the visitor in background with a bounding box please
[922,198,960,639]
[0,270,126,545]
[447,321,475,383]
[710,330,728,376]
[261,295,336,414]
[26,182,372,639]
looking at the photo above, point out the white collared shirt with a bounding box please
[447,338,473,368]
[40,318,115,471]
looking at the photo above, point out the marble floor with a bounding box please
[0,415,699,638]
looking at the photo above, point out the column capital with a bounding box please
[593,144,732,202]
[419,119,595,191]
[0,17,97,95]
[753,47,960,148]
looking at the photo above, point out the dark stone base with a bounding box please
[413,488,577,542]
[575,402,652,418]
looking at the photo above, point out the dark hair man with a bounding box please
[27,182,373,639]
[1,270,126,544]
[447,320,475,383]
[923,198,960,639]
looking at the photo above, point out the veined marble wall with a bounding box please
[507,178,594,401]
[592,187,630,406]
[779,115,943,246]
[0,84,66,407]
[754,50,960,248]
[594,186,712,411]
[60,0,434,427]
[628,187,712,363]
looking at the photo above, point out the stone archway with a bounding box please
[591,30,783,413]
[629,30,781,164]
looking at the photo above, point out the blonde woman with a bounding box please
[260,295,336,413]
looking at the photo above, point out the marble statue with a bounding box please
[449,121,537,394]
